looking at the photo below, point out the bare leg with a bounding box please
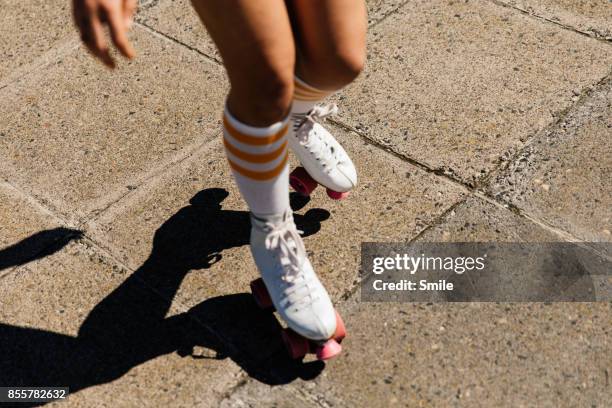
[290,0,367,90]
[190,0,296,125]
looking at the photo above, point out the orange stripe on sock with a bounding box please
[227,151,289,180]
[294,86,324,98]
[294,81,331,101]
[223,116,288,146]
[293,93,326,102]
[293,90,325,101]
[223,137,287,164]
[294,80,329,97]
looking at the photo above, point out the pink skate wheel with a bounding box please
[326,188,350,200]
[333,311,346,343]
[250,278,274,310]
[316,339,342,361]
[281,329,309,359]
[290,167,318,197]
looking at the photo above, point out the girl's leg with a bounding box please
[191,0,295,126]
[190,0,339,347]
[283,0,366,196]
[191,0,295,215]
[290,0,367,91]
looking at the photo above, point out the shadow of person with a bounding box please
[0,227,82,272]
[0,188,330,404]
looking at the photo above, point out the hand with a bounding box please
[73,0,137,68]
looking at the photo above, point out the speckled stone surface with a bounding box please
[0,182,63,266]
[488,78,612,242]
[0,0,75,84]
[422,195,558,242]
[497,0,612,39]
[0,239,243,405]
[81,124,465,371]
[222,301,612,408]
[1,0,611,405]
[335,0,612,185]
[86,124,464,301]
[220,198,611,407]
[368,0,409,24]
[0,26,227,223]
[137,0,411,60]
[137,0,221,61]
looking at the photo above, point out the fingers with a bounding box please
[123,0,137,29]
[90,14,115,68]
[107,4,136,59]
[73,0,137,68]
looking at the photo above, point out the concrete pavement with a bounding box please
[0,0,610,406]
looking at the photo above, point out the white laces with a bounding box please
[263,216,305,279]
[262,216,317,307]
[309,103,338,120]
[295,104,340,174]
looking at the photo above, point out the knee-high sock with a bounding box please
[223,107,290,217]
[291,76,335,129]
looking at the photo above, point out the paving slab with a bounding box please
[423,195,558,242]
[0,182,64,265]
[496,0,612,39]
[0,238,242,405]
[420,196,611,301]
[367,0,408,24]
[0,0,75,84]
[334,0,612,185]
[0,241,130,338]
[137,0,408,60]
[1,0,609,404]
[222,303,612,408]
[221,197,611,407]
[137,0,220,61]
[87,124,466,301]
[0,181,81,281]
[489,78,612,242]
[0,25,227,223]
[84,124,465,372]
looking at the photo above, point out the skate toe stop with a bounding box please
[326,189,350,200]
[316,339,342,360]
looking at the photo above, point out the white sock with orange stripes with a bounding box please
[222,107,290,217]
[291,76,334,129]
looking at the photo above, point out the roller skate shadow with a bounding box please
[171,189,328,383]
[180,293,326,384]
[0,188,329,405]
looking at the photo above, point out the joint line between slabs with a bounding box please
[134,21,223,65]
[488,0,612,45]
[329,118,589,244]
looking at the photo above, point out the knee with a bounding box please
[253,71,294,120]
[303,48,365,89]
[331,49,366,85]
[229,63,294,125]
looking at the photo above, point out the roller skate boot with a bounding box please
[288,104,357,200]
[249,209,346,360]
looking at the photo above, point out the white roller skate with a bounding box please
[248,209,346,360]
[288,105,357,200]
